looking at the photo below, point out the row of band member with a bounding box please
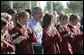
[1,7,83,54]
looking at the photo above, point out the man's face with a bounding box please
[35,9,43,22]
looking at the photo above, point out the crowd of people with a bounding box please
[1,7,83,54]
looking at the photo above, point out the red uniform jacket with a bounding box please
[8,22,15,35]
[9,23,37,54]
[1,41,15,54]
[42,29,62,54]
[56,25,73,54]
[68,25,83,53]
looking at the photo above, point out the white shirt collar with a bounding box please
[69,23,77,29]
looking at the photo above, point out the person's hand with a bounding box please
[27,27,32,34]
[32,34,38,42]
[63,33,78,38]
[63,33,71,38]
[58,27,62,33]
[52,28,57,35]
[52,27,58,37]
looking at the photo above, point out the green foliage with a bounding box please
[44,1,64,13]
[44,1,83,15]
[1,1,10,12]
[62,9,70,13]
[54,2,63,12]
[67,1,83,14]
[1,1,37,12]
[13,1,37,12]
[44,1,50,13]
[1,1,83,15]
[31,1,37,9]
[13,1,28,12]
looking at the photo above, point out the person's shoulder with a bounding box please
[29,19,34,27]
[68,24,73,28]
[29,18,35,24]
[12,23,22,31]
[29,18,33,22]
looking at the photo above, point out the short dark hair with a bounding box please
[69,14,80,21]
[25,9,31,14]
[7,8,17,15]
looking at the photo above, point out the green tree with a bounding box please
[1,1,10,12]
[13,1,37,12]
[67,1,83,14]
[13,1,28,12]
[31,1,37,9]
[54,2,64,12]
[1,1,37,12]
[44,1,64,13]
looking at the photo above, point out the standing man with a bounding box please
[28,7,43,54]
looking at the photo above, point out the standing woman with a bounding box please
[68,14,83,54]
[9,11,37,54]
[42,14,62,54]
[56,14,73,54]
